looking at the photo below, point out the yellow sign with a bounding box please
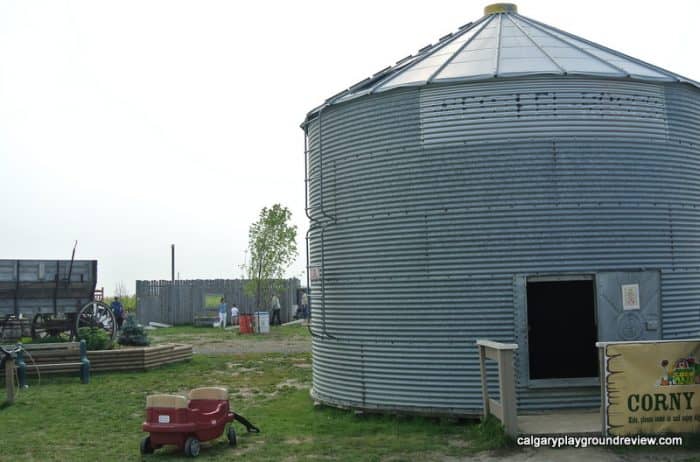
[601,340,700,435]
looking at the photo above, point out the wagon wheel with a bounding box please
[227,426,237,447]
[76,301,117,340]
[184,437,200,457]
[140,436,154,455]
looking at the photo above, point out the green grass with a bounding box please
[0,352,500,461]
[4,347,697,461]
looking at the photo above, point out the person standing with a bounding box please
[300,292,309,322]
[230,303,239,326]
[270,294,281,326]
[111,296,125,330]
[218,297,227,328]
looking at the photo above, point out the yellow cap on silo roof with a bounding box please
[484,3,518,15]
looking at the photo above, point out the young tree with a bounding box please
[243,204,298,313]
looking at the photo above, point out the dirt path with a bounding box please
[192,340,311,355]
[150,327,311,355]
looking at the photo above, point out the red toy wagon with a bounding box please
[141,387,260,457]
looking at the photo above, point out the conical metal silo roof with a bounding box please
[306,3,699,119]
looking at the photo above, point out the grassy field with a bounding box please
[4,327,699,461]
[0,350,507,462]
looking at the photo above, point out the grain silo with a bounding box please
[301,3,700,415]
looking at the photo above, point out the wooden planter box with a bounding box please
[89,343,193,372]
[21,343,192,375]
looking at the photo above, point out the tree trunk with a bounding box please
[255,258,263,310]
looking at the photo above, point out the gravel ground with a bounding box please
[149,326,311,355]
[192,340,311,355]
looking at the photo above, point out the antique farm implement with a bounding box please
[0,256,115,342]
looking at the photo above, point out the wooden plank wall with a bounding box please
[135,279,301,326]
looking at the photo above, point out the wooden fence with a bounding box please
[135,279,301,326]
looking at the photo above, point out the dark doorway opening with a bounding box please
[527,279,598,380]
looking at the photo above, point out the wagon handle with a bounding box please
[234,413,260,433]
[65,240,78,286]
[0,344,22,357]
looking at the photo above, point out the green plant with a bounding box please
[118,314,150,346]
[77,327,113,351]
[242,204,298,314]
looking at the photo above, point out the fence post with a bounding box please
[497,348,517,437]
[16,343,26,388]
[478,344,489,418]
[598,345,607,436]
[4,356,15,404]
[79,339,90,385]
[476,339,519,437]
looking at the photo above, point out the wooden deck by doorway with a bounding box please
[477,339,603,436]
[518,409,601,435]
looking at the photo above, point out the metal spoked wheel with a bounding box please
[76,301,117,340]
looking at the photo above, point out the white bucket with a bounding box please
[255,311,270,334]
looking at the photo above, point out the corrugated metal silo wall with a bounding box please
[306,77,700,415]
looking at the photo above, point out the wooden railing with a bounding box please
[476,339,518,437]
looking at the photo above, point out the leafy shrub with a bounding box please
[118,315,150,346]
[78,327,113,351]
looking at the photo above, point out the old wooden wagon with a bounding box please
[0,259,115,341]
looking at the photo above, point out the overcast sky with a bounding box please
[1,0,699,295]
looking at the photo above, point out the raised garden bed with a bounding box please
[90,343,192,372]
[21,343,192,374]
